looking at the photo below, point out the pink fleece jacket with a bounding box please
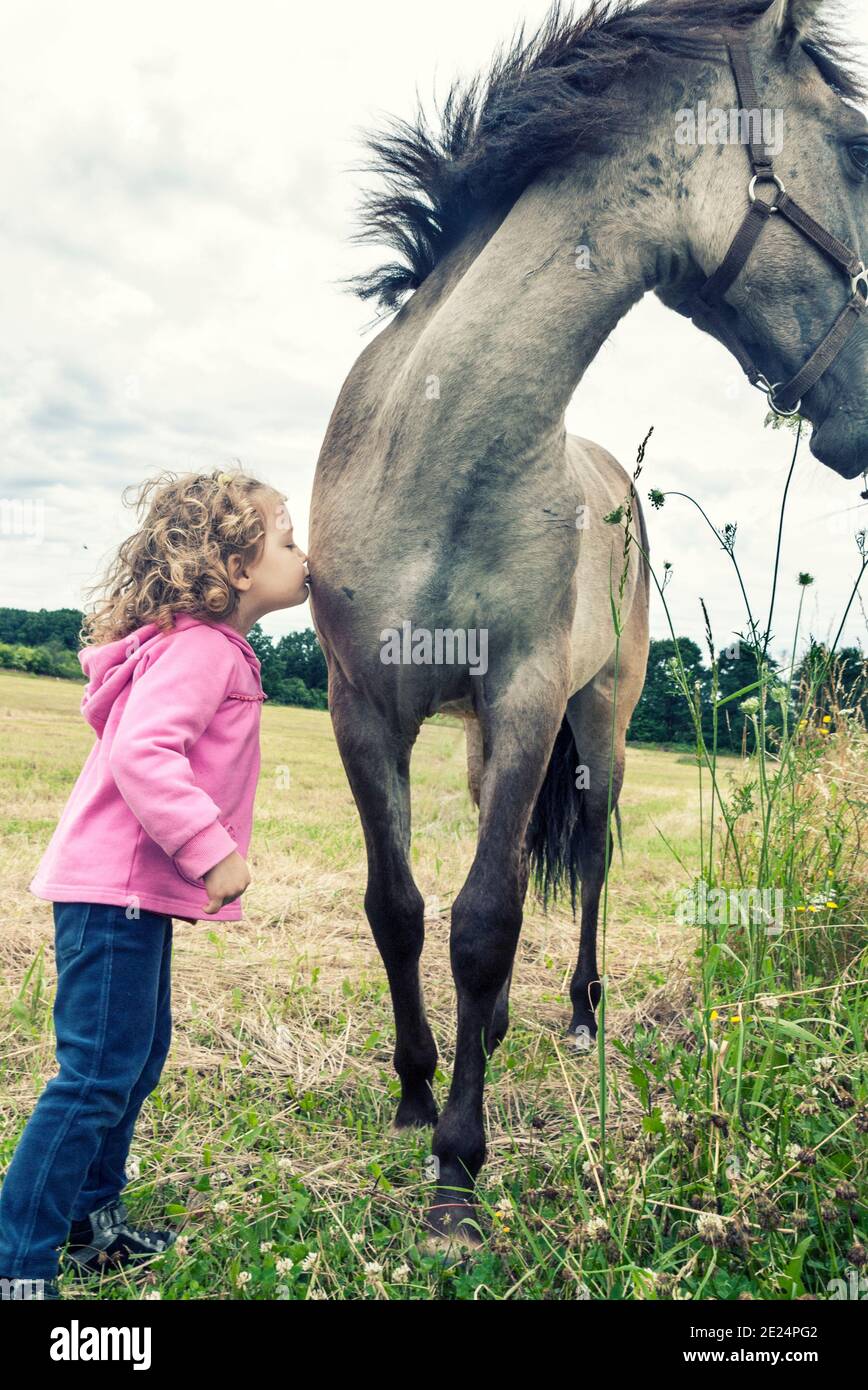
[29,613,267,922]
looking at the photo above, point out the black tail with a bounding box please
[526,718,624,917]
[526,717,584,918]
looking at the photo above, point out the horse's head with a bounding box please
[658,0,867,478]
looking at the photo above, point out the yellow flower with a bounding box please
[825,901,838,909]
[730,1016,742,1025]
[822,715,831,723]
[710,1010,719,1021]
[796,906,806,913]
[808,905,818,913]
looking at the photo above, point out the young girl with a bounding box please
[0,467,310,1299]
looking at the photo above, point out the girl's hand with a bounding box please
[202,850,251,913]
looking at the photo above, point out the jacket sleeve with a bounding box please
[107,626,240,881]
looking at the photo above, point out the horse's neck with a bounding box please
[381,160,666,466]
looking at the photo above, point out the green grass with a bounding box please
[0,664,865,1301]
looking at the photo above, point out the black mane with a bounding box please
[343,0,864,317]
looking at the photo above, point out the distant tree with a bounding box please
[0,607,83,651]
[246,623,328,707]
[794,641,868,721]
[628,638,707,745]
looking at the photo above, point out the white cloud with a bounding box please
[1,0,865,663]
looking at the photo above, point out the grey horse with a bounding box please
[308,0,867,1239]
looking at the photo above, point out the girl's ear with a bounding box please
[227,553,252,592]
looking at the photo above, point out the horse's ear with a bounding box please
[760,0,825,44]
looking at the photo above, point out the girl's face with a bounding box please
[254,495,310,613]
[227,492,310,629]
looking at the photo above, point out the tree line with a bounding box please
[0,607,328,708]
[0,608,864,741]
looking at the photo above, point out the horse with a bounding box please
[307,0,867,1240]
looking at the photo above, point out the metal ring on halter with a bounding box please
[852,263,868,301]
[748,173,786,212]
[754,374,802,418]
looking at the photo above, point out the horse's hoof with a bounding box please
[393,1092,439,1130]
[567,1016,597,1053]
[422,1196,483,1255]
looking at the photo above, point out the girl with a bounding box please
[0,467,310,1299]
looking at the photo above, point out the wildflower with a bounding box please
[822,715,831,723]
[308,1288,328,1300]
[696,1213,728,1248]
[142,1290,162,1300]
[710,1009,719,1021]
[213,1200,230,1215]
[854,1107,868,1134]
[585,1217,611,1243]
[740,697,760,716]
[757,995,780,1011]
[648,488,666,510]
[835,1183,858,1204]
[797,573,814,587]
[276,1257,294,1276]
[236,1271,252,1288]
[603,505,624,525]
[392,1264,410,1285]
[819,1201,838,1225]
[797,1099,820,1117]
[754,1196,781,1231]
[351,1231,364,1245]
[173,1235,189,1259]
[301,1251,319,1273]
[363,1261,384,1279]
[260,1241,274,1254]
[825,901,838,909]
[791,1210,810,1230]
[796,1148,817,1168]
[845,1243,866,1267]
[126,1155,142,1180]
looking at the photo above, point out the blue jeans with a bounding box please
[0,902,173,1279]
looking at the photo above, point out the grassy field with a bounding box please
[0,668,864,1301]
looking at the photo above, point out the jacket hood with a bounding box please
[79,613,262,735]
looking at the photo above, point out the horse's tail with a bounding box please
[526,717,585,917]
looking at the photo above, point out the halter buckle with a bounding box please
[754,374,801,419]
[748,173,786,212]
[852,263,868,302]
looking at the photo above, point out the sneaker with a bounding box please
[65,1198,176,1274]
[0,1276,61,1299]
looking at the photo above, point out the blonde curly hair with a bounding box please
[81,467,285,646]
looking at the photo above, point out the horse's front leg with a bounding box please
[427,651,570,1242]
[329,670,438,1129]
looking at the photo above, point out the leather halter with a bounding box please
[677,36,868,417]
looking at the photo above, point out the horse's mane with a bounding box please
[344,0,864,317]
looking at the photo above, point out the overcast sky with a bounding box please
[1,0,866,669]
